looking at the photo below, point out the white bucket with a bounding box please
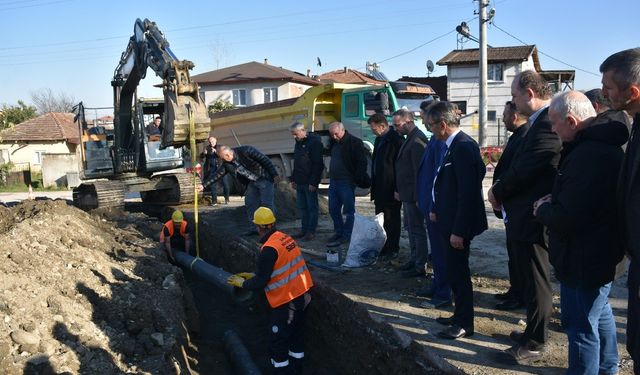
[326,250,339,265]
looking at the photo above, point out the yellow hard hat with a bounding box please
[253,207,275,225]
[172,210,184,223]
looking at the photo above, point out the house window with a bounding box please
[263,88,278,103]
[488,64,504,81]
[33,150,46,165]
[488,110,497,121]
[232,89,247,106]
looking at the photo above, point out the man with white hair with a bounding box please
[534,91,628,374]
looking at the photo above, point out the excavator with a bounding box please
[73,18,210,209]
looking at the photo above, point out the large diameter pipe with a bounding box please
[223,329,262,375]
[173,251,255,305]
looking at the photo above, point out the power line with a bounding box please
[491,22,599,77]
[0,0,71,12]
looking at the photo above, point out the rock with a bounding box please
[150,333,164,347]
[162,275,177,289]
[10,330,40,353]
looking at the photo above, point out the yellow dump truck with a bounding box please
[210,81,436,179]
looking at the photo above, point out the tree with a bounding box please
[208,100,235,116]
[0,101,38,129]
[30,88,75,114]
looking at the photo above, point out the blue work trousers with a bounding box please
[244,178,274,226]
[426,219,451,301]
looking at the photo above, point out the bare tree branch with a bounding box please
[30,88,76,114]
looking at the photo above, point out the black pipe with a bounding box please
[173,251,254,306]
[223,329,262,375]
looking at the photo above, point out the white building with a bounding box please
[437,45,575,145]
[192,60,320,110]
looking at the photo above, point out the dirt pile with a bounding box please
[0,199,192,375]
[274,181,328,222]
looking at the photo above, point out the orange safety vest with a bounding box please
[262,231,313,308]
[159,220,187,242]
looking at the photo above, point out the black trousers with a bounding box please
[443,235,474,331]
[506,232,524,302]
[269,293,309,368]
[375,200,401,255]
[515,240,552,349]
[628,258,640,375]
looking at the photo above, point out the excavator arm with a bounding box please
[111,18,209,172]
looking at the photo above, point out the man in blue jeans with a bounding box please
[534,91,627,373]
[199,145,279,233]
[289,122,324,241]
[326,122,370,247]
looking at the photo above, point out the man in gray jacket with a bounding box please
[393,109,429,278]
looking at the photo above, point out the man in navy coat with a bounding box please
[429,101,487,339]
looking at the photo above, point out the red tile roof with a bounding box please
[318,69,386,84]
[192,61,320,86]
[1,112,80,144]
[437,45,541,71]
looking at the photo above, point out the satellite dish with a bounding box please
[426,60,434,76]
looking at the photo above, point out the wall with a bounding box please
[445,57,535,145]
[200,81,312,107]
[41,153,79,188]
[0,141,73,173]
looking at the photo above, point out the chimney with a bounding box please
[306,69,311,77]
[344,66,349,73]
[264,58,269,65]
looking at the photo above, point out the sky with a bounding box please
[0,0,638,118]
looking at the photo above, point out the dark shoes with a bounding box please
[377,251,398,261]
[415,285,435,298]
[420,298,453,309]
[326,234,342,243]
[504,344,543,363]
[495,299,525,311]
[435,315,455,326]
[327,237,348,247]
[401,268,425,278]
[291,231,306,239]
[301,232,315,241]
[438,325,473,339]
[397,261,414,271]
[509,330,524,344]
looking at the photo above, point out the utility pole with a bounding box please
[478,0,489,147]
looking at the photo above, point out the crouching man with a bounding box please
[160,210,191,263]
[228,207,314,374]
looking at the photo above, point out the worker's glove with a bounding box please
[227,275,245,288]
[236,272,255,280]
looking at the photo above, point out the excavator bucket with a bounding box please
[161,91,210,148]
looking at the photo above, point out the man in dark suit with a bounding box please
[488,70,562,362]
[492,101,530,311]
[600,48,640,374]
[429,101,487,339]
[393,109,430,276]
[368,113,404,258]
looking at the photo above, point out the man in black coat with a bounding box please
[534,91,627,374]
[326,122,370,247]
[368,113,404,258]
[600,48,640,374]
[289,122,324,241]
[200,136,231,205]
[429,101,487,340]
[488,70,562,362]
[492,102,530,311]
[199,145,279,231]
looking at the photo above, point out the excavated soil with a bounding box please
[0,199,197,375]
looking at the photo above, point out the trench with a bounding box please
[144,202,449,375]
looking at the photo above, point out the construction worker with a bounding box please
[159,210,191,262]
[228,207,313,375]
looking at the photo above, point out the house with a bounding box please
[192,60,320,109]
[0,112,80,187]
[318,68,386,85]
[436,45,575,145]
[397,75,448,101]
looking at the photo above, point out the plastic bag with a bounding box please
[342,213,386,268]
